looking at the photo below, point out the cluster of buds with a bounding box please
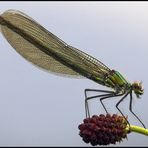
[78,114,129,146]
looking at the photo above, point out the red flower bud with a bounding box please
[78,114,129,146]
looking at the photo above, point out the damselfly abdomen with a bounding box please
[0,10,146,128]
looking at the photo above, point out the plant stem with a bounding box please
[126,125,148,136]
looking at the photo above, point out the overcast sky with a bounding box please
[0,1,148,146]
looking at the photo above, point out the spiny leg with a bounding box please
[100,93,123,114]
[84,89,114,118]
[99,94,116,114]
[85,93,124,118]
[129,92,146,128]
[116,92,130,126]
[85,89,114,94]
[85,93,112,118]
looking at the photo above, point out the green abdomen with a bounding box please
[105,70,129,89]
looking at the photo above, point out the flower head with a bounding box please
[78,114,129,146]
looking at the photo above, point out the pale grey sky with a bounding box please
[0,1,148,146]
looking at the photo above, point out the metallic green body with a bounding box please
[107,71,128,86]
[95,70,130,91]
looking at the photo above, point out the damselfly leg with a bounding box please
[129,92,146,128]
[115,92,146,128]
[85,89,115,118]
[84,89,134,127]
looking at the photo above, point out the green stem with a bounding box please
[126,125,148,136]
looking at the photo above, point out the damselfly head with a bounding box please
[132,81,144,98]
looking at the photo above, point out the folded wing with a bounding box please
[0,9,111,81]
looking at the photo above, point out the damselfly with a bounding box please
[0,10,146,128]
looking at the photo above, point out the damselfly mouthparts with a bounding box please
[0,10,146,128]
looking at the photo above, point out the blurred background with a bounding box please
[0,1,148,146]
